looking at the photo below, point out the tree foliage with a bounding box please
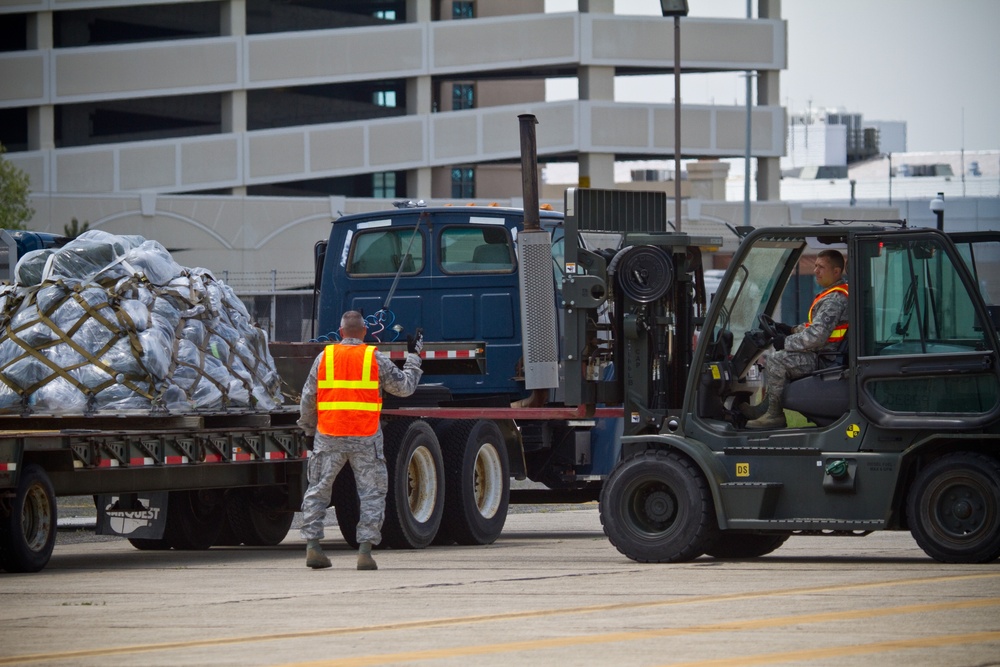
[0,143,35,231]
[64,217,90,239]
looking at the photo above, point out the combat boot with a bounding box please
[357,542,377,571]
[746,402,786,430]
[305,539,332,569]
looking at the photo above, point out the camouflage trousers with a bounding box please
[763,349,819,410]
[299,441,388,545]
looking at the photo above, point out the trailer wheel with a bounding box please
[128,537,173,550]
[381,419,444,549]
[226,486,294,546]
[163,489,226,550]
[907,452,1000,563]
[331,465,360,549]
[599,450,718,563]
[0,464,57,573]
[705,532,788,559]
[436,420,510,545]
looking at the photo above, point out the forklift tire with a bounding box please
[0,464,57,573]
[907,452,1000,563]
[599,450,718,563]
[436,420,510,546]
[381,419,445,549]
[705,532,789,559]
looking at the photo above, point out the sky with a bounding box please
[544,0,1000,153]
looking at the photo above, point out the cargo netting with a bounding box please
[0,230,282,414]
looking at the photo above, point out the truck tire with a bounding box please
[381,419,444,549]
[226,486,294,546]
[706,532,789,559]
[331,465,360,549]
[163,489,226,550]
[907,452,1000,563]
[128,537,173,550]
[436,420,510,546]
[0,464,56,573]
[599,450,718,563]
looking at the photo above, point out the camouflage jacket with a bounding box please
[297,338,422,452]
[785,279,849,355]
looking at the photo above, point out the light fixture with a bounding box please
[660,0,689,17]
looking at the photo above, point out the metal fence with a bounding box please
[222,271,317,343]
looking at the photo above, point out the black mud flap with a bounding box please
[96,492,168,539]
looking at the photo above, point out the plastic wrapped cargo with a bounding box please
[0,230,282,414]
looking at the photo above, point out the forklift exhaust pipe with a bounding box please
[516,114,559,391]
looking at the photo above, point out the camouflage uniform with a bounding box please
[762,279,848,410]
[298,339,422,545]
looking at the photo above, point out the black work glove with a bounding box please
[772,333,786,351]
[775,321,794,336]
[406,328,424,355]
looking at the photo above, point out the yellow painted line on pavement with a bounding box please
[663,630,1000,667]
[2,572,997,665]
[276,598,1000,667]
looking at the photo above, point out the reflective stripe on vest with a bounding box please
[807,284,849,343]
[316,344,381,437]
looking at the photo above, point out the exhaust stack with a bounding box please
[516,114,559,390]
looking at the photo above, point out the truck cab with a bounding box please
[600,223,1000,564]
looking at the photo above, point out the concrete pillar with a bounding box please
[222,0,247,194]
[687,160,731,201]
[26,13,54,151]
[576,1,614,188]
[757,0,782,201]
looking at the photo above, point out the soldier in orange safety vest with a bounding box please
[298,310,422,570]
[745,249,848,429]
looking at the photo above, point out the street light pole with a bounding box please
[930,192,945,231]
[661,0,689,232]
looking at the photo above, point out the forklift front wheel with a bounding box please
[599,450,718,563]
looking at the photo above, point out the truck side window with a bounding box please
[347,228,423,276]
[440,226,514,274]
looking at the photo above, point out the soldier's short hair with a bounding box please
[340,311,367,337]
[818,249,845,271]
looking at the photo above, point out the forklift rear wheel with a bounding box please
[0,464,56,573]
[599,450,718,563]
[706,532,789,559]
[907,452,1000,563]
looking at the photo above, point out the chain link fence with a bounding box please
[222,271,316,343]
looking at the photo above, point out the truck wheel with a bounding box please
[599,450,718,563]
[706,532,788,559]
[381,419,444,549]
[0,464,57,573]
[331,465,360,549]
[437,420,510,545]
[163,489,226,550]
[226,487,294,546]
[907,452,1000,563]
[128,537,173,550]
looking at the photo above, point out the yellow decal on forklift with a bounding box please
[846,424,861,439]
[710,364,721,380]
[736,462,750,477]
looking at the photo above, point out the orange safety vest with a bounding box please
[807,283,849,343]
[316,344,382,437]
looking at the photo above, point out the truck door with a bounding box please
[854,231,1000,429]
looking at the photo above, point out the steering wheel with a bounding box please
[758,313,778,339]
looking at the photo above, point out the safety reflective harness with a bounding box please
[807,283,849,343]
[316,344,381,437]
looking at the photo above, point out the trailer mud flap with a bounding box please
[96,492,168,539]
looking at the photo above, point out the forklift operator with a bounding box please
[745,249,848,429]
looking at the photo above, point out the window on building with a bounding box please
[451,168,475,199]
[374,90,397,108]
[452,84,475,111]
[374,10,397,21]
[373,172,396,199]
[453,2,475,19]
